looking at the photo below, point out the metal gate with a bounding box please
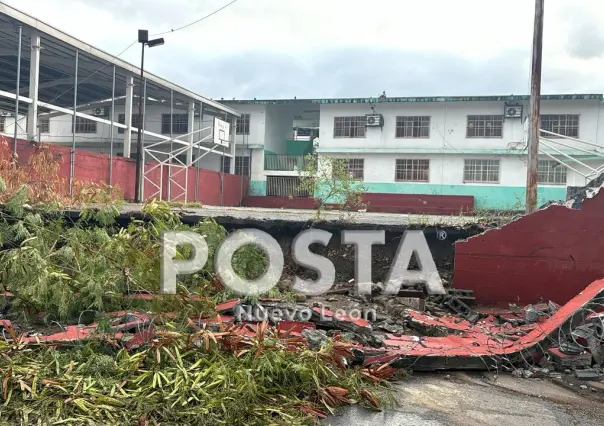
[266,176,311,197]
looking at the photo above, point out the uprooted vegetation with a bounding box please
[0,323,394,425]
[0,173,394,423]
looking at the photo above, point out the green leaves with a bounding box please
[0,335,390,425]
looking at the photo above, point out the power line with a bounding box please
[151,0,240,36]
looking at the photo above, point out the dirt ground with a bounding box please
[325,372,604,426]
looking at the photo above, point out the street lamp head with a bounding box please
[138,29,149,43]
[147,38,165,48]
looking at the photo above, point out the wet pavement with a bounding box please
[325,372,604,426]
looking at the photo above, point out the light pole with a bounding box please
[135,29,164,203]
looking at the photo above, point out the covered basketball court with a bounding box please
[0,2,240,201]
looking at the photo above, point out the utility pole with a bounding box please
[525,0,545,214]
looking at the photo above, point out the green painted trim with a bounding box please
[360,182,567,210]
[316,147,596,156]
[285,139,313,156]
[248,180,267,196]
[221,94,602,105]
[265,150,277,156]
[245,144,264,149]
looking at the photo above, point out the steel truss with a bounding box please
[142,125,231,202]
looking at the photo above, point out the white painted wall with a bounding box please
[319,151,596,189]
[317,100,604,151]
[0,114,28,140]
[231,104,267,147]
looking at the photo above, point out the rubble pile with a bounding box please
[2,279,602,386]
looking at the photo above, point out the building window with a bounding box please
[221,156,250,175]
[395,159,430,182]
[395,116,430,138]
[221,156,231,173]
[538,160,567,185]
[161,114,188,134]
[75,117,97,134]
[0,116,5,133]
[463,159,500,183]
[235,157,250,176]
[117,114,141,134]
[540,114,579,138]
[333,116,366,138]
[333,158,364,180]
[466,115,503,138]
[39,117,50,133]
[236,114,250,135]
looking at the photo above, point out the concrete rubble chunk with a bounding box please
[548,347,592,371]
[301,328,328,350]
[575,369,601,381]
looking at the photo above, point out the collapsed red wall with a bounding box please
[453,191,604,306]
[244,193,474,215]
[3,138,248,206]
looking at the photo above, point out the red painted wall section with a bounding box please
[453,190,604,307]
[361,193,474,215]
[244,193,474,215]
[2,139,247,206]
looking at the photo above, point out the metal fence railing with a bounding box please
[266,176,311,197]
[264,154,309,171]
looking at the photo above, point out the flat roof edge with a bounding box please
[221,94,604,105]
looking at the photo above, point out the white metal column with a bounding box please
[123,74,134,158]
[186,100,195,165]
[229,115,236,174]
[26,32,40,140]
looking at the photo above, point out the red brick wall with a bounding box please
[3,138,247,206]
[454,191,604,306]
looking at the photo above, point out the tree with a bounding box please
[298,154,367,218]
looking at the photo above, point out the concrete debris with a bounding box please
[437,294,483,323]
[547,347,592,370]
[512,369,534,379]
[301,328,328,350]
[524,302,560,323]
[575,369,601,381]
[3,275,604,388]
[559,341,584,355]
[567,171,604,209]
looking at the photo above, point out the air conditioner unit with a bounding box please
[504,105,523,119]
[92,106,109,117]
[365,113,384,127]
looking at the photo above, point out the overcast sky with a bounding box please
[6,0,604,99]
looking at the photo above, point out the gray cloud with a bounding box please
[564,6,604,60]
[567,22,604,60]
[146,48,543,99]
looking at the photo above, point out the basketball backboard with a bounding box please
[213,117,230,147]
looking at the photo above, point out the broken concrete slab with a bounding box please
[575,369,601,381]
[547,348,592,371]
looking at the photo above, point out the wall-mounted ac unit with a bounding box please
[365,113,384,127]
[504,105,523,119]
[92,106,110,117]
